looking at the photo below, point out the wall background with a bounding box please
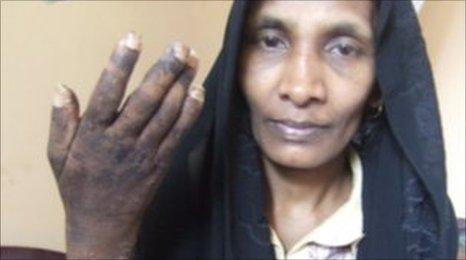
[419,1,465,223]
[1,1,464,252]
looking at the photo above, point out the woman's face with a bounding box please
[240,1,375,170]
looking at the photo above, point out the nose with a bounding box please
[278,50,327,107]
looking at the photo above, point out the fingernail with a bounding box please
[53,83,72,108]
[188,84,205,102]
[189,48,198,59]
[122,31,141,51]
[187,48,199,68]
[171,41,188,61]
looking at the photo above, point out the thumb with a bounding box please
[47,83,80,179]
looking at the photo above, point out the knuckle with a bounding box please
[94,72,126,100]
[79,117,102,132]
[106,61,127,80]
[111,47,138,72]
[104,128,136,143]
[177,69,195,88]
[134,86,163,108]
[165,102,179,117]
[150,114,172,133]
[169,127,185,142]
[158,98,182,121]
[184,99,204,118]
[47,148,65,170]
[51,111,69,130]
[154,153,170,172]
[157,57,185,78]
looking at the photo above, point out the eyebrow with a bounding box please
[325,23,372,43]
[251,16,293,33]
[250,15,371,43]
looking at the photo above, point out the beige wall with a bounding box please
[419,1,465,219]
[1,1,464,252]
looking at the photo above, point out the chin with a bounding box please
[260,140,342,171]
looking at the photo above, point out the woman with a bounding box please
[48,1,458,259]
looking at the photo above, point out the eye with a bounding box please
[252,30,289,51]
[326,39,363,58]
[260,35,287,49]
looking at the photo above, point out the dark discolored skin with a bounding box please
[47,33,204,259]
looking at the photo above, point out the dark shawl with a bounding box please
[135,1,458,259]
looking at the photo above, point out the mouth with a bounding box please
[267,119,329,143]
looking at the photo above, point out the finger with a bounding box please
[134,50,199,145]
[83,32,141,126]
[47,83,80,179]
[110,43,193,135]
[151,84,205,172]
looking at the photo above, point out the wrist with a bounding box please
[65,215,140,259]
[66,238,135,259]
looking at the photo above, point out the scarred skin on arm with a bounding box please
[47,32,204,259]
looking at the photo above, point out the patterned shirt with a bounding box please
[270,150,364,259]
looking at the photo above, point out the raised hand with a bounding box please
[47,32,204,259]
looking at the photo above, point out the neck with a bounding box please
[263,151,351,217]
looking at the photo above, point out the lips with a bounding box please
[267,119,329,142]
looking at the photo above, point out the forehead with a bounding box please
[248,1,374,36]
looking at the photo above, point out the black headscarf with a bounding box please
[135,1,458,259]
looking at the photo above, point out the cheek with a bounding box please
[326,65,374,137]
[240,54,283,114]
